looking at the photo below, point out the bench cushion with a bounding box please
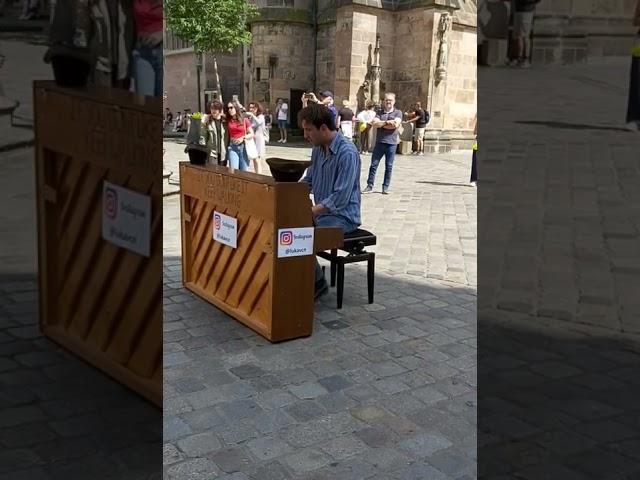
[343,228,376,248]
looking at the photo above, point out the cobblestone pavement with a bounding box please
[480,57,640,334]
[479,58,640,477]
[0,36,161,480]
[164,139,477,286]
[163,141,478,478]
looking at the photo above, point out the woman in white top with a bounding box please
[247,101,267,174]
[356,100,377,154]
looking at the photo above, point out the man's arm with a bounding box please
[300,150,315,186]
[313,149,359,217]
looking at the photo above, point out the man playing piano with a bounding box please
[298,103,362,300]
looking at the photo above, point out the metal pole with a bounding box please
[196,52,202,112]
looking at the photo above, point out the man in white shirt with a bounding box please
[356,101,376,154]
[276,98,289,143]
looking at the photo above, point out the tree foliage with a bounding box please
[164,0,259,54]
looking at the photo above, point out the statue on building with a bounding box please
[357,79,370,112]
[370,34,381,104]
[435,12,452,84]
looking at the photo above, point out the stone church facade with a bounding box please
[164,0,478,149]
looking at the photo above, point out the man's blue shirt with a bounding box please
[301,133,361,228]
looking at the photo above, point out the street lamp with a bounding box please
[195,51,203,112]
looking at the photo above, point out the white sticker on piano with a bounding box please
[213,211,237,249]
[277,227,315,258]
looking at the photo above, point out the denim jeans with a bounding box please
[227,143,249,171]
[133,44,162,97]
[367,142,397,189]
[314,215,358,294]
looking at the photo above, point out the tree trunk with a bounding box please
[212,54,223,103]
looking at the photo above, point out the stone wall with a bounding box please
[533,0,637,63]
[163,51,199,114]
[250,21,315,115]
[316,23,337,94]
[389,8,433,112]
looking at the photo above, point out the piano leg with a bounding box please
[367,252,375,304]
[330,249,337,287]
[337,262,345,309]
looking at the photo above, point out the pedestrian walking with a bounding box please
[363,92,403,195]
[509,0,539,68]
[247,101,267,174]
[203,100,227,166]
[132,0,163,97]
[275,98,288,143]
[337,99,355,140]
[225,101,253,171]
[626,0,640,131]
[406,101,429,155]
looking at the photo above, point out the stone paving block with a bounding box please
[177,432,223,457]
[165,458,221,480]
[246,435,295,461]
[282,448,332,475]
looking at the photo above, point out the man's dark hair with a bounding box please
[207,100,223,112]
[298,103,336,131]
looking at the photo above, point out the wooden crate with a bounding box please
[33,81,162,406]
[180,162,343,342]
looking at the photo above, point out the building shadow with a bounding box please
[479,310,640,478]
[0,272,162,480]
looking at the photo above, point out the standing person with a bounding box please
[225,101,254,171]
[511,0,540,68]
[363,92,403,195]
[356,101,376,154]
[407,101,429,155]
[275,98,288,143]
[302,91,339,128]
[165,108,173,129]
[247,101,267,174]
[132,0,163,97]
[264,108,273,140]
[337,99,355,140]
[626,0,640,131]
[298,103,361,300]
[203,100,227,166]
[471,114,478,185]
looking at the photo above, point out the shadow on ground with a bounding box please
[514,120,632,133]
[163,255,477,480]
[0,273,162,480]
[479,311,640,479]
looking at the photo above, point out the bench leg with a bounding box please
[336,261,345,309]
[329,249,337,287]
[367,252,375,304]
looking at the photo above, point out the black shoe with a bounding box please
[362,185,373,194]
[314,283,329,301]
[382,188,389,195]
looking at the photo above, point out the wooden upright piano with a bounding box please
[179,162,344,342]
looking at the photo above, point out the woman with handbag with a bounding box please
[246,101,267,174]
[626,0,640,131]
[224,101,254,171]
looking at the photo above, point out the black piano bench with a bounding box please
[318,228,376,309]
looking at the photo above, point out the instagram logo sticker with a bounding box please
[280,230,293,246]
[214,213,221,230]
[105,187,118,219]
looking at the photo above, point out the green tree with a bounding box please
[164,0,259,106]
